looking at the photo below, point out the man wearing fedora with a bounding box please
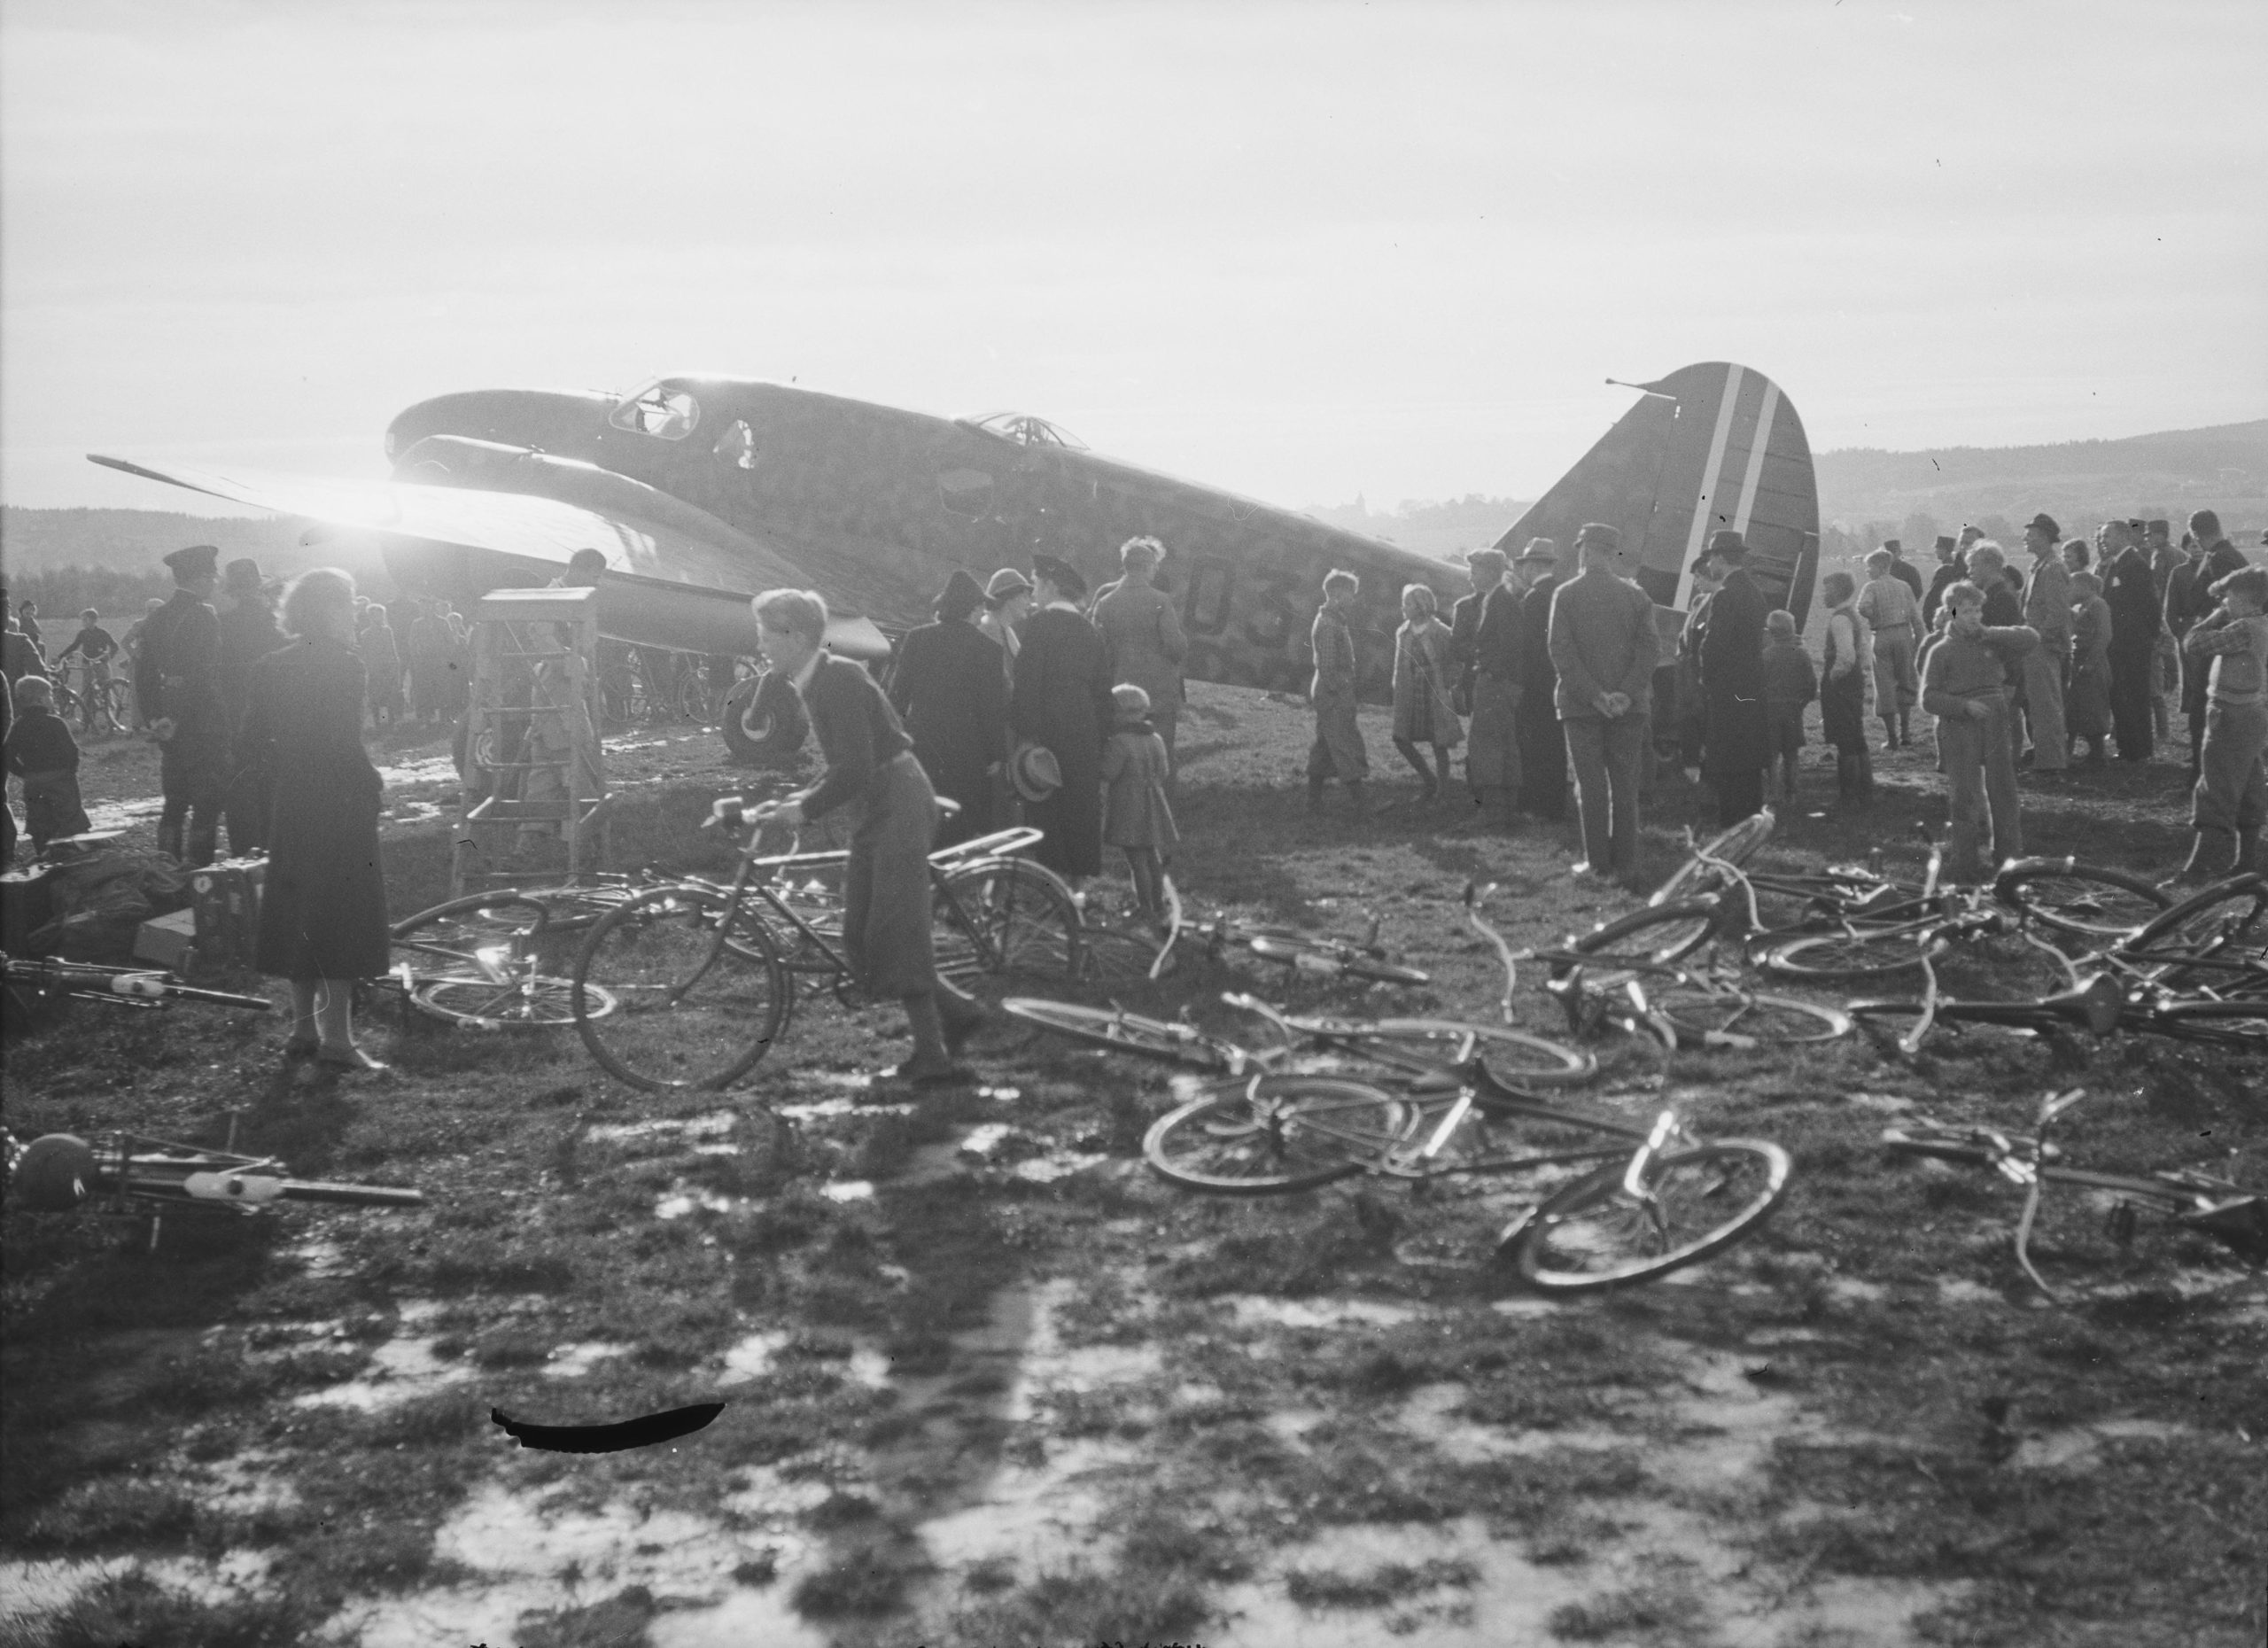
[2100,519,2161,762]
[136,544,233,865]
[1090,536,1188,776]
[1011,555,1114,883]
[2016,512,2072,773]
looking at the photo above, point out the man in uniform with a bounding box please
[2100,519,2161,762]
[1089,535,1188,775]
[136,544,231,865]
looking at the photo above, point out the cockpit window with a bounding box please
[610,381,701,439]
[959,411,1087,451]
[714,420,759,469]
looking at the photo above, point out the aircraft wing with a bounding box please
[1494,361,1820,627]
[84,454,887,660]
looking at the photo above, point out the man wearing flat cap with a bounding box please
[1694,530,1771,826]
[1090,536,1188,776]
[136,544,232,864]
[1464,544,1548,827]
[1011,555,1113,882]
[2016,513,2072,772]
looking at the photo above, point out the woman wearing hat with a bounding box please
[889,569,1008,844]
[1012,556,1113,883]
[240,568,392,1070]
[746,587,988,1084]
[975,568,1033,679]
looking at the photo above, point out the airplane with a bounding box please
[90,361,1817,757]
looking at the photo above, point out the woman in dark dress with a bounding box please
[888,568,1007,845]
[1011,555,1114,883]
[239,569,392,1070]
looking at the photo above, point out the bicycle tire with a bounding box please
[1993,859,2171,940]
[274,1177,428,1208]
[2142,999,2268,1053]
[1142,1077,1413,1194]
[1756,927,1951,984]
[2117,875,2268,965]
[1512,1140,1790,1292]
[1643,990,1851,1049]
[1553,902,1720,977]
[934,859,1083,983]
[1651,813,1776,906]
[1309,1018,1597,1092]
[389,894,579,1000]
[571,887,788,1091]
[411,974,609,1029]
[998,998,1243,1073]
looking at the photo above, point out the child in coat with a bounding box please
[4,675,92,850]
[1759,609,1817,805]
[1100,683,1178,921]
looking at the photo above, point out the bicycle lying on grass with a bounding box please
[6,1128,425,1249]
[567,797,1082,1091]
[1005,892,1794,1291]
[1882,1088,2268,1296]
[384,890,637,1030]
[1104,875,1429,986]
[4,952,271,1035]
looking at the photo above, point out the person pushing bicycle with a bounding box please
[52,610,120,733]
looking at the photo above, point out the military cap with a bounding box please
[2147,519,2171,535]
[1934,535,1957,550]
[164,543,221,579]
[2023,512,2062,539]
[1575,522,1622,551]
[1464,546,1507,569]
[1881,538,1902,554]
[1030,554,1087,600]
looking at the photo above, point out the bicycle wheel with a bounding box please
[2144,999,2268,1053]
[998,999,1242,1073]
[1756,927,1950,984]
[1512,1140,1791,1292]
[934,859,1082,983]
[391,895,572,998]
[1315,1019,1597,1091]
[2119,876,2268,965]
[1143,1077,1412,1194]
[1650,813,1775,906]
[1555,902,1720,976]
[411,974,608,1029]
[1643,990,1851,1049]
[572,888,788,1091]
[1993,859,2170,940]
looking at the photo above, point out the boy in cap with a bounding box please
[5,675,92,849]
[1307,570,1371,812]
[2175,565,2268,881]
[136,544,232,864]
[51,610,120,733]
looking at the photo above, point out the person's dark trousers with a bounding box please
[1516,693,1565,819]
[158,773,224,866]
[1562,713,1646,876]
[2108,647,2155,761]
[1713,766,1765,828]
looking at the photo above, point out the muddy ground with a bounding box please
[4,685,2264,1647]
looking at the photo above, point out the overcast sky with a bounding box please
[4,0,2262,518]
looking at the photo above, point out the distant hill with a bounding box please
[1814,419,2268,538]
[0,506,388,587]
[1298,494,1534,562]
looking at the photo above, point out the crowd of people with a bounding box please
[3,503,2263,1080]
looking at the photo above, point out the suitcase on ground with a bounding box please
[189,856,267,973]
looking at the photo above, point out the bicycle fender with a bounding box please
[493,1401,727,1454]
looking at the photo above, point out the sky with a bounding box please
[3,0,2264,518]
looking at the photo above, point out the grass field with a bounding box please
[3,683,2264,1647]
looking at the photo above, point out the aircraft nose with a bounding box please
[384,388,613,469]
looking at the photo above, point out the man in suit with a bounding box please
[1696,530,1770,826]
[2100,519,2161,763]
[2164,509,2251,774]
[136,543,232,864]
[1922,534,1969,629]
[1089,535,1189,775]
[1513,540,1568,820]
[1549,524,1658,882]
[2016,513,2072,773]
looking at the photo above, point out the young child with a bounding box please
[1818,571,1875,805]
[2065,569,2113,767]
[1100,683,1178,921]
[4,675,92,851]
[2176,565,2268,880]
[1920,581,2039,882]
[1759,608,1816,805]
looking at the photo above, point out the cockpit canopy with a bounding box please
[610,379,701,439]
[957,412,1087,451]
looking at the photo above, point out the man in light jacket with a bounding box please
[1549,524,1658,882]
[1090,535,1189,775]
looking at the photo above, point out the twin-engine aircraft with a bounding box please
[91,360,1816,706]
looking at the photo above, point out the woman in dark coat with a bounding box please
[1011,555,1114,882]
[888,569,1007,845]
[239,568,392,1071]
[1697,530,1771,827]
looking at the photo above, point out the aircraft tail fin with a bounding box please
[1494,362,1819,627]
